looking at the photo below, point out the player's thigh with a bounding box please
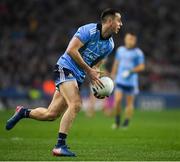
[48,90,67,115]
[59,80,82,109]
[125,95,135,107]
[114,90,123,105]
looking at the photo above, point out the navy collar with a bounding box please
[97,23,111,40]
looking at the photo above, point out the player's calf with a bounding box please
[45,111,60,121]
[123,105,134,127]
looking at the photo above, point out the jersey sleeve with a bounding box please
[74,25,90,44]
[136,49,145,65]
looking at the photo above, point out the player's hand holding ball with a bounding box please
[90,76,114,99]
[88,68,104,89]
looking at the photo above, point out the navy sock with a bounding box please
[57,133,67,147]
[123,119,129,127]
[24,109,31,118]
[115,115,121,126]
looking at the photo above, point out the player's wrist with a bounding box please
[84,65,92,73]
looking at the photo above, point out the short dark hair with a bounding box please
[101,8,120,22]
[125,31,137,37]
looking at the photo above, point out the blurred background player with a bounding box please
[111,32,145,129]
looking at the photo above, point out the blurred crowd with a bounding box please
[0,0,180,94]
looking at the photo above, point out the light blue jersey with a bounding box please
[57,23,114,84]
[115,46,145,88]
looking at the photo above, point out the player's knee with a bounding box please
[127,101,134,108]
[115,99,122,107]
[69,101,82,114]
[127,105,134,110]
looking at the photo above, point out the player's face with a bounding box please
[111,13,122,34]
[124,34,137,48]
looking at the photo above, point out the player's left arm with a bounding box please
[122,49,145,78]
[122,63,145,78]
[131,63,145,73]
[132,49,145,73]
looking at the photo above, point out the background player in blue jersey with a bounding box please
[111,32,145,129]
[6,9,122,157]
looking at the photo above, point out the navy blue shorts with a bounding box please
[115,83,139,95]
[53,65,82,91]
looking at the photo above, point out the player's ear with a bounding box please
[106,16,113,25]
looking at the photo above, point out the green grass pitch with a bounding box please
[0,109,180,161]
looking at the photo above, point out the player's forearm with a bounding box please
[67,50,91,72]
[131,64,145,73]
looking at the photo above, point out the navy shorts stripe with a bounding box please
[115,83,139,95]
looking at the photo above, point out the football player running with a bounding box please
[6,8,122,157]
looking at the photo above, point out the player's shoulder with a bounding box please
[134,47,144,56]
[116,46,126,52]
[79,23,97,31]
[77,23,98,38]
[81,23,96,28]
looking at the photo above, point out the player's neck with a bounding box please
[101,24,112,39]
[125,45,136,49]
